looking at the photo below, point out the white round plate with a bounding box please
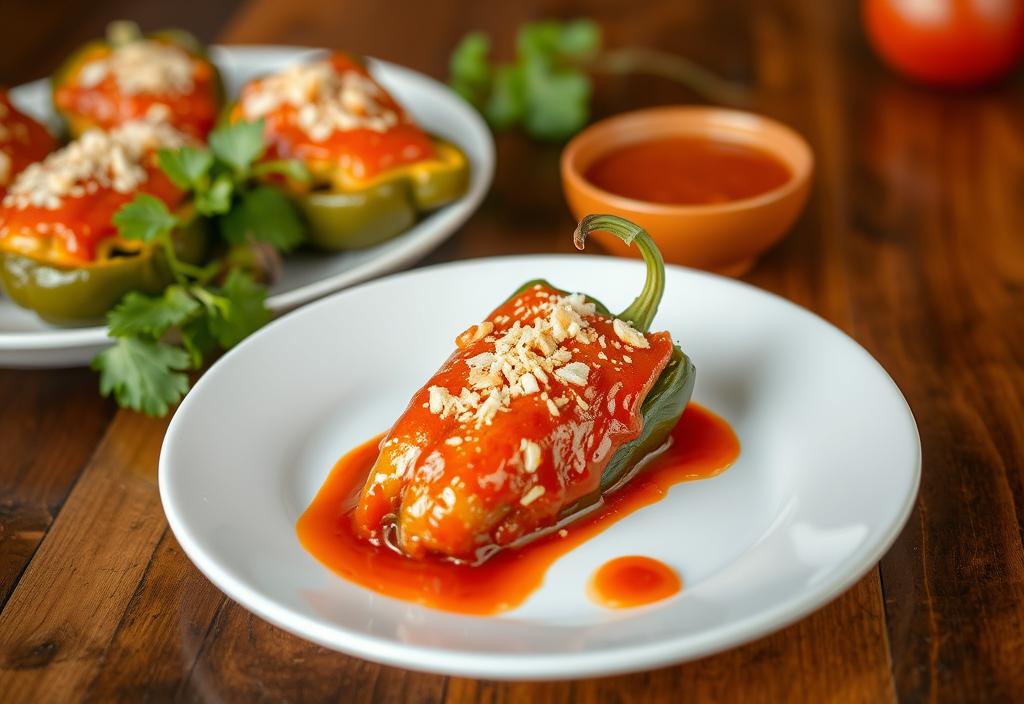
[160,256,921,680]
[0,45,494,367]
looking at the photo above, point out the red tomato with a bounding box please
[863,0,1024,86]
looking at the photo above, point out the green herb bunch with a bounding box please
[449,19,748,142]
[92,119,308,416]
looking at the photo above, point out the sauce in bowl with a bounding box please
[583,136,792,206]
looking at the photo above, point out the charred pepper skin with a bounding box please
[0,217,208,325]
[51,25,225,139]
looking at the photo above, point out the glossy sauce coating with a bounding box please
[0,164,182,264]
[588,555,681,608]
[296,403,739,615]
[54,39,219,139]
[584,136,792,206]
[0,92,56,192]
[239,53,436,183]
[352,285,674,561]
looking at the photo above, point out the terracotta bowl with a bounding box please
[561,106,814,276]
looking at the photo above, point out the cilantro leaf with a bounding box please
[206,270,272,348]
[158,147,214,190]
[107,285,200,338]
[113,194,179,242]
[448,19,600,141]
[250,159,312,183]
[557,19,600,59]
[180,316,217,369]
[220,185,305,253]
[92,337,191,416]
[450,32,492,107]
[209,119,267,174]
[195,172,234,216]
[485,65,525,130]
[521,61,591,141]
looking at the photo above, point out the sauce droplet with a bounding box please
[588,556,681,609]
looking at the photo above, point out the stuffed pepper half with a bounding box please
[354,215,695,563]
[0,119,206,324]
[52,22,223,140]
[0,91,56,196]
[233,52,469,249]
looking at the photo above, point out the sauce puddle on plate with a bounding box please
[584,136,791,206]
[588,556,681,609]
[297,404,739,615]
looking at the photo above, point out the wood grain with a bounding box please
[0,0,1022,701]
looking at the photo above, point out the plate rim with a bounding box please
[0,44,494,353]
[159,254,922,680]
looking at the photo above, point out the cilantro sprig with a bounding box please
[449,19,749,141]
[92,120,307,416]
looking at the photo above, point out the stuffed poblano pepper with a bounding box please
[0,119,206,324]
[354,214,695,562]
[52,21,224,140]
[232,52,469,250]
[0,91,57,196]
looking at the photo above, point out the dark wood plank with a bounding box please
[0,412,169,700]
[82,530,225,703]
[3,0,1024,700]
[0,0,246,85]
[0,369,114,607]
[840,53,1024,704]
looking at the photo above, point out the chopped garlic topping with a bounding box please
[77,40,195,96]
[2,118,186,210]
[612,318,650,349]
[241,59,400,141]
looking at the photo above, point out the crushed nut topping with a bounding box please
[240,59,400,142]
[520,439,542,473]
[520,485,546,507]
[2,116,186,210]
[77,40,195,96]
[455,321,493,348]
[612,318,650,349]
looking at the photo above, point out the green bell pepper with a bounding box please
[51,21,225,139]
[289,139,470,250]
[0,216,208,326]
[506,214,696,519]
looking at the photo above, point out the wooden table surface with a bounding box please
[2,1,1023,701]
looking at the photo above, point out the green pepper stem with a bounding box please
[107,21,143,48]
[573,214,665,332]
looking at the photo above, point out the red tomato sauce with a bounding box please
[296,403,739,615]
[584,136,792,206]
[54,43,219,139]
[242,53,436,182]
[588,555,681,608]
[353,284,676,561]
[0,166,182,264]
[0,93,56,191]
